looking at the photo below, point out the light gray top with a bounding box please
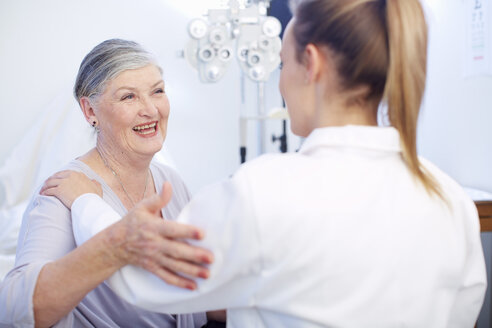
[0,159,207,328]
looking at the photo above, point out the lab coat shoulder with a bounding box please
[419,157,486,327]
[419,157,480,227]
[419,157,483,266]
[110,159,268,314]
[174,152,296,281]
[177,158,265,273]
[239,152,300,171]
[220,152,312,272]
[173,153,300,301]
[177,151,294,229]
[233,152,304,190]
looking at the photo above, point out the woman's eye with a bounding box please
[122,93,136,101]
[155,88,165,94]
[121,94,135,101]
[279,62,283,70]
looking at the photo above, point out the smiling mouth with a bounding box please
[132,121,157,135]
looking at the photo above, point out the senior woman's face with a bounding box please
[95,64,169,157]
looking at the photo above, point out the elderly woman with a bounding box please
[0,39,222,327]
[39,0,487,327]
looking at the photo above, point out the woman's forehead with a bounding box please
[107,65,164,89]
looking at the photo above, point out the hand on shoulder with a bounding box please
[40,170,102,208]
[111,182,214,290]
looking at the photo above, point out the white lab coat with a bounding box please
[72,125,487,328]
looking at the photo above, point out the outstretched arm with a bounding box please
[73,182,213,286]
[24,171,212,327]
[40,170,213,287]
[71,172,262,314]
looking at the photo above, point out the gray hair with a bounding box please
[73,39,162,103]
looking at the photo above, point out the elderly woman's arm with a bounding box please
[39,170,212,287]
[69,172,262,314]
[33,226,127,327]
[0,175,212,328]
[33,206,209,327]
[31,171,122,326]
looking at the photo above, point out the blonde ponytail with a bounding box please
[384,0,444,199]
[291,0,444,199]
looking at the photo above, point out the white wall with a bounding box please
[419,0,492,193]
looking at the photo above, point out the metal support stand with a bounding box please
[257,81,266,156]
[272,119,287,153]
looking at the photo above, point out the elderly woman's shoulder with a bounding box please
[149,161,188,190]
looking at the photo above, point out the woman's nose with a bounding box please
[139,96,158,116]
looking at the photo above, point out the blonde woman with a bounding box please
[38,0,487,327]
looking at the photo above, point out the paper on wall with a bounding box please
[464,0,492,77]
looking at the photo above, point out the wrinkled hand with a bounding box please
[40,170,102,208]
[112,182,213,290]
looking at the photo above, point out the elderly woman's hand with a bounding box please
[42,171,213,289]
[40,170,102,208]
[109,182,213,290]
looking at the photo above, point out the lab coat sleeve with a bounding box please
[71,169,263,314]
[71,193,121,246]
[446,197,487,328]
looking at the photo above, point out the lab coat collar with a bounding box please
[299,125,402,155]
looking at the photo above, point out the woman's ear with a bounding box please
[303,43,323,83]
[79,97,98,127]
